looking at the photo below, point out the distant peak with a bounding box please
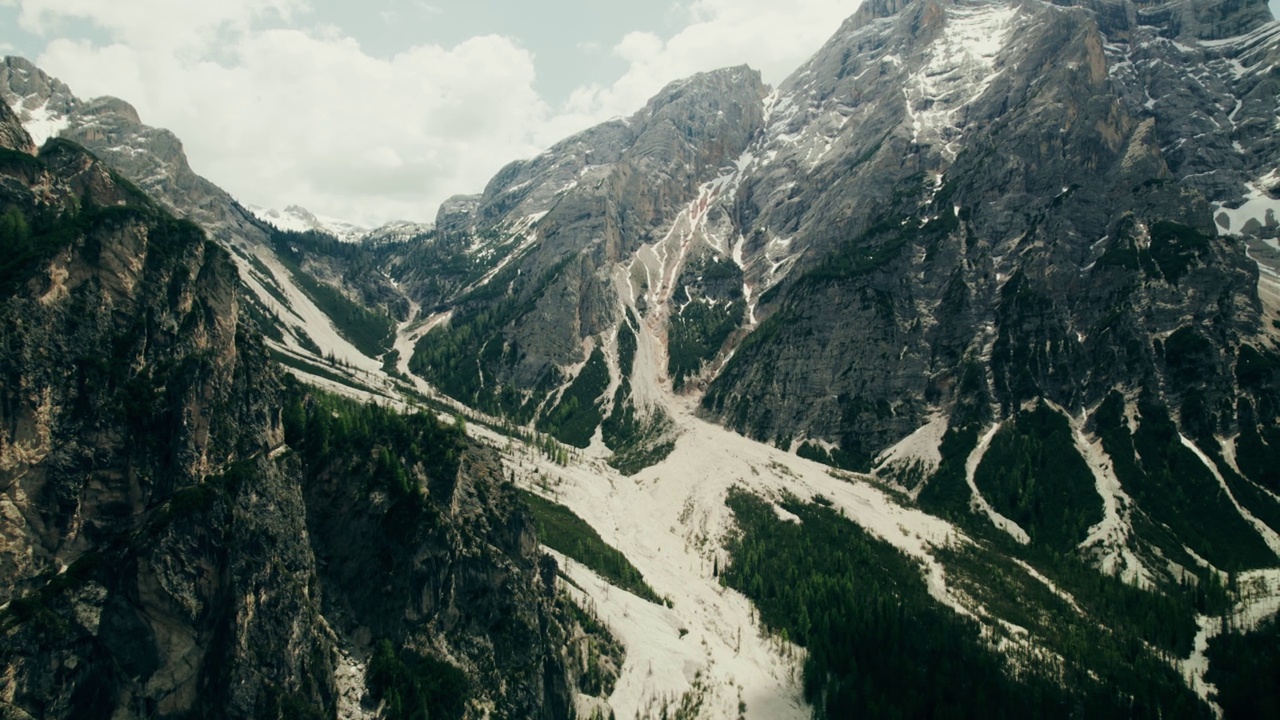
[81,96,142,125]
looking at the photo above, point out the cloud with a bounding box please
[562,0,857,123]
[30,5,552,225]
[613,31,664,64]
[411,1,441,17]
[13,0,860,226]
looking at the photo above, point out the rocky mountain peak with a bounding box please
[0,56,74,108]
[640,64,767,117]
[79,95,143,125]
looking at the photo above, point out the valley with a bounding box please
[4,0,1280,716]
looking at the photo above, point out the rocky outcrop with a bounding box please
[0,98,33,154]
[0,127,319,716]
[404,66,769,414]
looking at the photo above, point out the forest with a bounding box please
[720,489,1211,719]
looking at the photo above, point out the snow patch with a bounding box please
[13,98,69,147]
[1214,170,1280,236]
[249,204,369,242]
[902,2,1019,160]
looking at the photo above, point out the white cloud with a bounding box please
[13,0,860,226]
[613,31,664,63]
[33,9,552,225]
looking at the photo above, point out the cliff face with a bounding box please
[0,104,586,719]
[401,66,770,415]
[703,0,1273,460]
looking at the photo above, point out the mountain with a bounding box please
[0,93,617,718]
[4,0,1280,716]
[402,0,1280,576]
[387,0,1280,714]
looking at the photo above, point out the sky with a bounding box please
[0,0,863,226]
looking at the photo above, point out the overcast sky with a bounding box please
[0,0,862,226]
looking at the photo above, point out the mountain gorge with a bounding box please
[4,0,1280,716]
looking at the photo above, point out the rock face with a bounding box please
[401,67,769,415]
[405,0,1277,447]
[0,101,585,719]
[0,99,34,154]
[703,0,1273,459]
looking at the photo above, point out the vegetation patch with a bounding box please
[269,349,382,396]
[517,489,661,604]
[667,298,743,390]
[1094,392,1274,571]
[1147,221,1211,284]
[1162,327,1216,387]
[282,380,465,500]
[602,321,676,474]
[973,404,1103,552]
[366,639,469,720]
[937,542,1216,707]
[916,425,979,519]
[796,441,866,472]
[408,260,570,422]
[1205,616,1280,718]
[537,347,610,448]
[270,229,395,358]
[721,489,1210,718]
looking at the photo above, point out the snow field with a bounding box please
[12,97,70,147]
[903,1,1019,159]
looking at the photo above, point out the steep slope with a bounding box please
[0,102,603,719]
[695,0,1280,582]
[404,67,768,432]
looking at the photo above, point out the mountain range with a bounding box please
[3,0,1280,717]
